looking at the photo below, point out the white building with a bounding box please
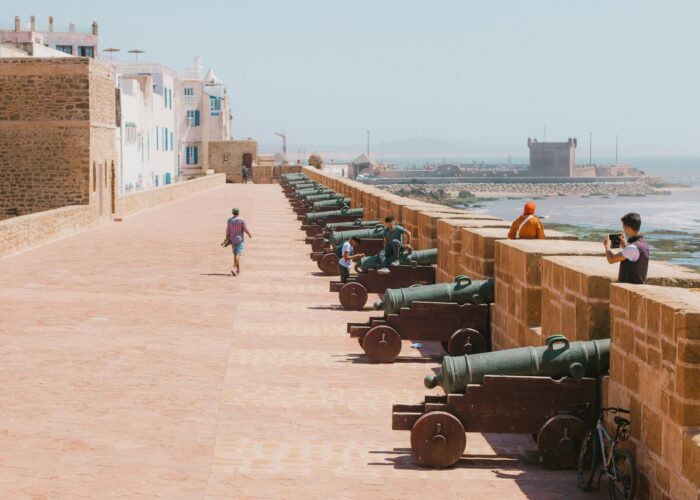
[110,61,178,192]
[175,58,232,178]
[0,16,98,57]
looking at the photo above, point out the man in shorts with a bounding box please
[226,208,252,276]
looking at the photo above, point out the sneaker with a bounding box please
[390,260,400,266]
[231,270,237,277]
[377,268,390,275]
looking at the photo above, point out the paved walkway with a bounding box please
[0,184,606,499]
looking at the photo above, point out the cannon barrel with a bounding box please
[327,225,385,246]
[357,247,437,272]
[291,184,322,195]
[375,275,494,315]
[305,207,364,224]
[304,193,343,203]
[289,181,317,189]
[312,198,351,211]
[294,188,335,199]
[324,219,381,231]
[425,336,610,394]
[281,172,307,180]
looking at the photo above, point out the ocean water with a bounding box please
[466,189,700,270]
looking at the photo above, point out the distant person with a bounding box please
[380,215,412,270]
[604,212,649,284]
[241,166,248,184]
[508,202,545,239]
[338,236,365,283]
[225,208,252,276]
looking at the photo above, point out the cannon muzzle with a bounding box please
[425,335,610,394]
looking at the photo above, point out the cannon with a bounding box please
[425,335,610,394]
[392,335,609,469]
[293,193,344,215]
[376,275,494,315]
[329,249,437,310]
[310,224,384,252]
[393,375,598,469]
[347,276,494,363]
[311,197,351,211]
[304,207,365,237]
[357,248,437,272]
[304,219,381,241]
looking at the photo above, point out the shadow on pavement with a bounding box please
[332,354,439,364]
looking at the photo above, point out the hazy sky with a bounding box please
[6,0,700,154]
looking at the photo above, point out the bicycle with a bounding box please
[577,406,637,499]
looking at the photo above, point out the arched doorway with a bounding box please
[242,153,253,168]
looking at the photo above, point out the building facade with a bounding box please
[0,16,98,58]
[110,62,178,192]
[527,137,577,177]
[0,57,117,220]
[175,58,232,178]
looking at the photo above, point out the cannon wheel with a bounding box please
[536,414,589,469]
[339,282,368,310]
[410,411,466,468]
[318,253,340,276]
[311,237,327,252]
[362,325,402,363]
[306,224,323,237]
[442,328,488,356]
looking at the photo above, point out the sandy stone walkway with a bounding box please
[0,184,606,499]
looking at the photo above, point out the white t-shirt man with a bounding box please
[339,241,353,268]
[621,244,640,262]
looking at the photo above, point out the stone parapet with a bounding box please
[607,285,700,499]
[492,240,602,350]
[542,256,700,342]
[0,205,99,260]
[116,174,225,218]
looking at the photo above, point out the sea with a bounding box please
[384,156,700,270]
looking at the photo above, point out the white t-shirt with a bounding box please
[621,244,640,262]
[339,241,353,268]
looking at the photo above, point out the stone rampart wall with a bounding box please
[115,173,225,218]
[0,205,99,259]
[301,166,700,496]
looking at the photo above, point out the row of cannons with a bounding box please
[281,173,613,471]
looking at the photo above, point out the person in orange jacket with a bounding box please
[508,202,545,239]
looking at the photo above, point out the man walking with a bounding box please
[226,208,252,276]
[338,236,365,284]
[508,202,545,239]
[604,212,649,284]
[241,166,248,184]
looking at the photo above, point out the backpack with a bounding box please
[335,243,345,259]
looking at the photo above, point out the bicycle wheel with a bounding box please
[609,448,637,500]
[577,430,600,491]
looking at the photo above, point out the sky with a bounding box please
[6,0,700,156]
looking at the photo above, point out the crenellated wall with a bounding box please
[301,166,700,497]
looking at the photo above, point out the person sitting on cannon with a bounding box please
[381,215,412,267]
[338,236,366,284]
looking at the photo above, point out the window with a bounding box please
[210,96,221,116]
[56,45,72,55]
[184,87,196,103]
[186,110,200,127]
[170,132,174,151]
[78,46,94,58]
[156,126,159,150]
[185,146,199,165]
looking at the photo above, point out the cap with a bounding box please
[232,208,240,215]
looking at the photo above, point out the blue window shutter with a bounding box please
[194,110,200,126]
[170,132,174,151]
[156,126,159,150]
[185,146,191,164]
[194,146,198,164]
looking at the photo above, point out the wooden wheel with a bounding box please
[306,224,323,237]
[410,411,466,468]
[447,328,488,356]
[536,414,589,469]
[362,325,402,363]
[311,237,327,252]
[339,282,368,310]
[318,253,340,276]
